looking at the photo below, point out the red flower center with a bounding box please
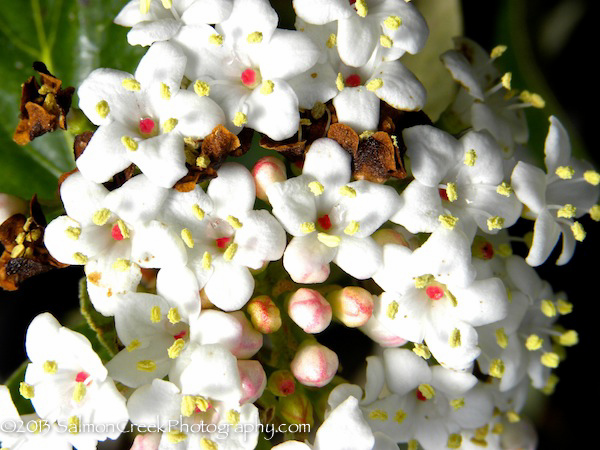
[139,118,155,135]
[439,188,449,201]
[241,69,258,87]
[174,330,187,340]
[317,214,332,231]
[416,390,427,401]
[216,237,232,249]
[345,74,362,87]
[75,371,90,383]
[425,286,444,300]
[111,223,124,240]
[482,243,494,260]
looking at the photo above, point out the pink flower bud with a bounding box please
[267,369,296,397]
[360,315,407,347]
[0,193,27,225]
[290,341,338,387]
[247,295,282,334]
[287,288,332,333]
[237,360,267,405]
[229,311,263,359]
[252,156,287,201]
[278,392,314,426]
[328,286,374,327]
[130,433,161,450]
[372,228,410,247]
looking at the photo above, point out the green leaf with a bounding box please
[0,0,145,201]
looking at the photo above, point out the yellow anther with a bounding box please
[233,112,247,127]
[209,34,223,46]
[167,431,188,444]
[556,299,573,315]
[519,90,545,108]
[73,252,88,264]
[193,396,210,412]
[490,45,507,59]
[489,359,505,378]
[227,216,243,229]
[317,233,341,248]
[260,80,275,95]
[355,0,368,17]
[247,31,263,43]
[137,360,157,372]
[492,423,504,434]
[464,149,477,166]
[163,118,178,133]
[417,384,435,400]
[224,243,238,261]
[311,102,326,119]
[168,338,185,359]
[384,15,402,30]
[447,290,458,307]
[368,409,388,421]
[113,258,132,272]
[68,416,80,434]
[339,185,357,198]
[181,228,195,248]
[506,411,520,423]
[65,227,81,240]
[412,343,431,359]
[449,328,461,348]
[15,232,25,245]
[168,307,181,324]
[27,229,42,242]
[194,80,211,97]
[584,170,600,185]
[380,35,393,48]
[359,130,375,140]
[122,78,141,91]
[541,373,559,395]
[447,434,462,449]
[557,204,576,219]
[301,222,316,234]
[344,220,360,235]
[558,330,578,346]
[160,82,171,100]
[127,339,141,352]
[192,204,205,221]
[501,72,512,90]
[308,181,325,195]
[196,155,210,169]
[541,352,560,368]
[151,306,162,323]
[224,409,240,425]
[20,382,34,399]
[541,299,557,317]
[181,395,196,417]
[336,72,345,91]
[300,118,312,126]
[450,398,465,410]
[590,205,600,221]
[571,221,586,242]
[92,208,111,226]
[139,0,151,14]
[473,425,489,440]
[525,334,543,351]
[555,165,574,179]
[199,438,217,450]
[445,182,458,202]
[73,382,86,403]
[326,33,337,48]
[408,440,418,450]
[394,409,407,424]
[161,0,172,8]
[439,214,459,230]
[414,274,434,289]
[23,217,33,231]
[121,136,138,151]
[496,182,513,197]
[43,360,57,374]
[96,100,110,119]
[366,78,383,91]
[10,244,25,258]
[496,328,508,349]
[202,251,212,270]
[387,301,399,319]
[487,216,505,231]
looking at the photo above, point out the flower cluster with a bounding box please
[2,1,598,450]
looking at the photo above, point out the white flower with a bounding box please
[266,138,399,283]
[115,0,233,47]
[372,229,508,370]
[511,116,600,266]
[44,172,187,316]
[392,126,522,238]
[77,41,224,187]
[21,313,128,446]
[127,344,260,450]
[293,0,428,67]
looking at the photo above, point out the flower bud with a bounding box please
[0,193,27,225]
[372,228,410,247]
[328,286,374,327]
[247,295,282,333]
[252,156,287,201]
[290,341,338,387]
[278,392,314,426]
[130,433,161,450]
[237,360,267,405]
[360,315,407,347]
[287,288,332,333]
[229,311,263,359]
[267,369,296,397]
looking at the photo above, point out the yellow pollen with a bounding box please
[408,440,418,450]
[417,384,435,400]
[366,78,383,91]
[73,252,88,264]
[181,395,196,417]
[496,182,513,197]
[65,227,81,240]
[181,228,194,248]
[317,233,341,248]
[68,416,80,435]
[168,307,181,324]
[590,205,600,221]
[160,82,171,100]
[326,33,337,48]
[571,221,586,241]
[116,219,130,239]
[558,330,578,346]
[224,243,238,261]
[121,136,138,151]
[447,434,462,449]
[192,204,205,221]
[384,15,402,30]
[194,80,211,97]
[199,438,217,450]
[137,360,157,372]
[380,35,393,48]
[584,170,600,185]
[43,360,57,374]
[167,431,188,444]
[368,409,388,421]
[439,214,459,230]
[541,299,557,317]
[20,382,34,399]
[450,398,464,410]
[359,130,375,140]
[163,118,178,133]
[496,328,508,349]
[194,396,210,412]
[260,80,275,95]
[151,306,162,323]
[15,232,25,245]
[519,90,545,108]
[227,216,243,229]
[300,118,312,126]
[413,343,430,359]
[112,258,132,272]
[414,274,434,289]
[10,244,25,258]
[247,31,263,43]
[487,216,505,231]
[445,182,458,202]
[541,352,560,368]
[336,72,345,91]
[233,112,248,127]
[344,221,360,235]
[92,208,111,226]
[506,411,520,423]
[226,409,240,425]
[500,72,512,90]
[556,299,573,315]
[168,338,185,359]
[312,102,326,119]
[490,45,507,59]
[139,0,151,14]
[301,222,316,234]
[196,155,210,169]
[387,301,399,319]
[541,373,560,395]
[489,359,505,378]
[122,78,141,91]
[525,334,543,351]
[339,185,357,198]
[555,165,574,179]
[355,0,368,17]
[394,409,407,423]
[473,425,489,440]
[308,181,325,196]
[161,0,172,8]
[492,423,504,434]
[127,339,141,352]
[96,100,110,119]
[27,229,42,242]
[209,34,223,46]
[449,328,461,347]
[447,290,458,307]
[202,251,212,270]
[557,204,576,219]
[73,382,86,403]
[464,149,477,166]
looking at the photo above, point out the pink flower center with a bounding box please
[174,330,187,340]
[75,371,90,383]
[241,69,260,88]
[439,188,449,201]
[345,74,362,87]
[416,390,427,402]
[139,118,156,135]
[216,237,232,249]
[317,214,332,231]
[111,223,124,240]
[425,285,445,300]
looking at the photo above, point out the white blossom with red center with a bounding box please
[76,41,224,188]
[44,173,187,316]
[266,138,399,283]
[372,228,508,370]
[22,313,128,447]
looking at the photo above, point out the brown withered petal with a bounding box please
[259,135,306,161]
[74,130,94,160]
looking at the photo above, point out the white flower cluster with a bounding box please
[2,1,599,450]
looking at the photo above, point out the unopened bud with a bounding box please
[287,288,332,333]
[130,433,161,450]
[252,156,287,201]
[267,370,296,397]
[237,360,267,405]
[229,311,263,359]
[290,341,338,387]
[372,228,410,247]
[360,315,407,347]
[0,194,27,225]
[247,295,282,333]
[328,286,374,327]
[278,392,314,426]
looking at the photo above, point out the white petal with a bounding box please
[203,260,255,311]
[217,0,278,45]
[391,181,444,233]
[430,365,477,395]
[180,0,233,25]
[375,290,427,342]
[371,61,426,111]
[267,175,318,236]
[382,348,431,395]
[457,130,505,185]
[332,86,380,133]
[190,309,243,349]
[372,243,413,294]
[59,172,110,225]
[163,90,226,138]
[44,217,112,265]
[283,234,336,283]
[130,220,188,268]
[158,186,214,232]
[302,137,352,188]
[208,163,256,217]
[440,50,484,100]
[526,209,561,267]
[234,210,286,269]
[156,266,201,321]
[511,161,547,215]
[363,356,385,405]
[544,116,571,173]
[135,41,186,90]
[129,133,188,188]
[314,396,375,450]
[334,235,382,279]
[451,385,494,429]
[451,278,508,327]
[103,174,169,224]
[127,19,182,47]
[127,379,181,425]
[259,29,321,80]
[337,15,379,67]
[425,317,480,370]
[292,0,352,25]
[288,63,338,109]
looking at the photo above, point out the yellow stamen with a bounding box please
[384,16,402,30]
[226,409,240,425]
[163,118,178,133]
[311,102,326,119]
[496,182,512,197]
[408,440,418,450]
[194,80,210,97]
[368,409,388,421]
[380,35,393,48]
[73,382,86,403]
[121,136,138,151]
[449,328,461,347]
[192,204,205,220]
[450,398,464,410]
[506,410,520,423]
[224,243,238,261]
[209,34,223,46]
[417,384,435,400]
[584,170,600,185]
[339,185,357,198]
[233,112,247,127]
[412,343,430,359]
[355,0,368,17]
[571,221,586,242]
[447,434,462,449]
[139,0,151,14]
[487,216,505,231]
[394,409,407,424]
[496,328,508,349]
[116,219,130,239]
[167,431,188,444]
[557,204,576,219]
[541,374,559,395]
[439,214,459,230]
[464,149,477,166]
[492,423,504,434]
[181,229,194,248]
[168,307,181,324]
[127,339,141,352]
[300,118,312,126]
[65,227,81,240]
[336,72,345,91]
[541,352,560,368]
[122,78,141,91]
[73,252,88,264]
[161,0,172,8]
[260,80,275,95]
[558,330,578,346]
[247,31,263,43]
[199,438,217,450]
[344,221,360,235]
[181,395,196,417]
[196,155,210,169]
[317,233,341,248]
[366,78,383,91]
[387,301,399,319]
[112,258,132,272]
[489,359,505,378]
[359,130,375,140]
[326,33,337,48]
[445,182,458,202]
[92,208,111,226]
[137,360,157,372]
[301,222,316,234]
[308,181,325,196]
[590,205,600,221]
[68,416,80,434]
[20,382,34,399]
[10,244,25,258]
[227,216,243,229]
[541,299,557,317]
[525,334,543,351]
[168,338,185,359]
[202,251,212,270]
[414,274,434,289]
[556,299,573,315]
[490,45,507,59]
[96,100,110,119]
[151,306,162,323]
[555,165,574,179]
[160,82,171,100]
[43,360,57,374]
[519,90,545,108]
[15,232,25,245]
